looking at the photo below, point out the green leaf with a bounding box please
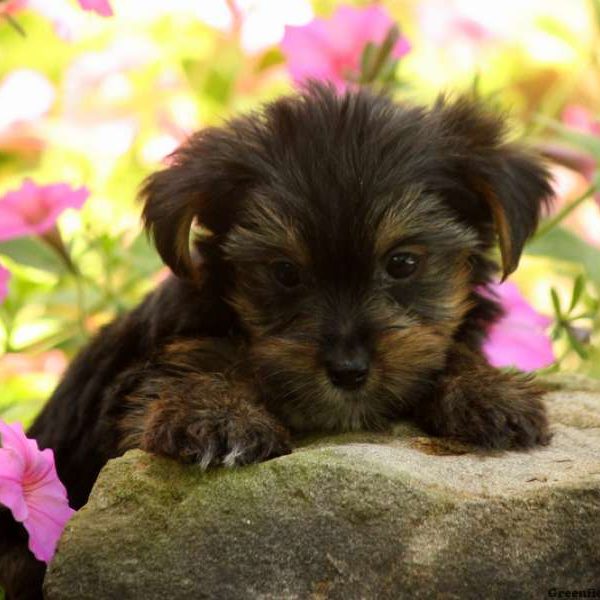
[566,326,590,359]
[569,311,597,320]
[568,274,585,313]
[540,117,600,159]
[582,344,600,378]
[203,67,234,105]
[533,184,597,240]
[470,72,482,98]
[591,0,600,31]
[379,58,400,84]
[359,25,401,84]
[550,287,562,319]
[360,41,376,78]
[526,227,600,283]
[127,232,163,275]
[535,15,578,44]
[255,48,284,72]
[551,324,562,341]
[0,237,67,274]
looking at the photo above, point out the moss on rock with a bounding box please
[45,374,600,600]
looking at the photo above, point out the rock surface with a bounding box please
[45,375,600,600]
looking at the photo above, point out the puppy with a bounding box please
[1,83,553,599]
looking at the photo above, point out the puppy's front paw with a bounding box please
[141,402,292,469]
[418,371,551,450]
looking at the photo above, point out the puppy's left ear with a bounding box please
[139,124,259,279]
[433,97,554,279]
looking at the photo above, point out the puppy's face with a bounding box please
[222,186,477,431]
[142,84,552,432]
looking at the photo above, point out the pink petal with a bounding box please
[417,0,498,47]
[0,0,27,15]
[281,5,410,89]
[78,0,113,17]
[0,448,28,521]
[484,322,555,371]
[282,22,346,90]
[0,420,75,563]
[24,449,70,503]
[0,179,89,242]
[0,421,29,459]
[334,5,410,58]
[453,18,495,43]
[0,420,41,470]
[0,208,30,240]
[23,499,75,563]
[23,465,75,563]
[562,105,600,136]
[482,282,555,371]
[492,282,551,328]
[0,264,9,303]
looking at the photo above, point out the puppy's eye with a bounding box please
[385,252,421,279]
[272,261,301,289]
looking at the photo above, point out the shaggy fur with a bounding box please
[0,83,553,599]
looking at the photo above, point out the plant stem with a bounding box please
[2,13,26,37]
[0,306,13,353]
[532,184,596,240]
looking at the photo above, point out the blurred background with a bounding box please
[0,0,599,427]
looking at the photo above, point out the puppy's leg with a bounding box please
[414,344,550,449]
[0,510,44,600]
[116,340,292,468]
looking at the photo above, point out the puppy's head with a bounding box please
[141,83,552,432]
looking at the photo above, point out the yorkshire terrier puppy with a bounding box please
[1,83,553,599]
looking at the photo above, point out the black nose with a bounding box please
[325,355,369,391]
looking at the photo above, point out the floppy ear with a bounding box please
[140,124,260,279]
[433,97,554,279]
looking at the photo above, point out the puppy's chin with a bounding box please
[260,374,403,433]
[250,327,450,433]
[283,386,390,433]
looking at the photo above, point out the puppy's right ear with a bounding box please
[432,96,553,279]
[140,125,259,279]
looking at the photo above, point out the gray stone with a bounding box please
[45,375,600,600]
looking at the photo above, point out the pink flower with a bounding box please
[0,420,75,563]
[418,0,499,47]
[0,179,89,242]
[0,350,67,378]
[482,282,555,371]
[281,5,410,91]
[78,0,113,17]
[0,0,27,15]
[0,264,10,303]
[563,105,600,136]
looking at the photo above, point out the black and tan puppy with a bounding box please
[1,83,553,599]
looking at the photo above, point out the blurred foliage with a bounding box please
[0,0,599,430]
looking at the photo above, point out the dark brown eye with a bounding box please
[385,252,421,279]
[272,261,301,288]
